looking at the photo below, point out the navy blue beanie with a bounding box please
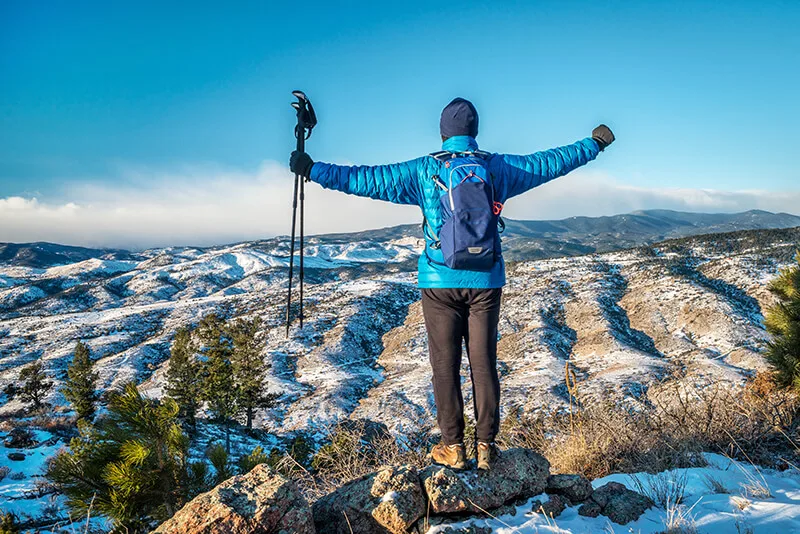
[440,97,479,139]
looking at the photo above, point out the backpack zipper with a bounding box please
[447,163,484,210]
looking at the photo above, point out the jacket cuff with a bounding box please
[308,162,321,182]
[584,137,602,154]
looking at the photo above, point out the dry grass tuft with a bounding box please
[630,470,688,508]
[658,499,699,534]
[702,473,730,494]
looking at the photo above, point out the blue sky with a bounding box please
[1,1,799,247]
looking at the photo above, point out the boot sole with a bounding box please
[431,459,468,471]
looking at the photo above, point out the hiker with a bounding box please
[290,97,614,470]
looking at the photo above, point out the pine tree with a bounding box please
[197,314,239,452]
[61,341,99,421]
[0,512,20,534]
[206,443,232,485]
[165,328,201,430]
[230,317,275,429]
[18,361,53,412]
[765,251,800,389]
[46,382,193,531]
[238,445,269,475]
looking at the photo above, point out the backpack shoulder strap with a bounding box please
[429,150,452,162]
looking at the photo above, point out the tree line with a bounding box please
[1,313,278,532]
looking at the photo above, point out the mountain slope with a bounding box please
[2,224,797,436]
[3,209,798,269]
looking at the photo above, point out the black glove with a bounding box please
[592,124,615,151]
[290,151,314,178]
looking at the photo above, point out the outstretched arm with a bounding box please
[493,126,614,200]
[310,159,422,205]
[290,151,422,206]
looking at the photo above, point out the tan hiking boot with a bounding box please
[477,441,497,471]
[431,442,467,470]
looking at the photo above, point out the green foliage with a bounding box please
[46,383,191,532]
[0,512,19,534]
[164,328,202,429]
[197,315,239,428]
[61,341,99,421]
[765,251,800,389]
[206,443,232,486]
[230,317,275,429]
[238,445,269,475]
[288,435,313,467]
[185,461,210,500]
[18,361,53,411]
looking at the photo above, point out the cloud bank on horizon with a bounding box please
[1,161,797,250]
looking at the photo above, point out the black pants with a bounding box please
[421,287,502,445]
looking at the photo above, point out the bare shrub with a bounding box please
[497,369,800,479]
[307,419,429,498]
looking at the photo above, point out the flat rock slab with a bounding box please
[153,464,314,534]
[420,448,550,514]
[313,465,425,534]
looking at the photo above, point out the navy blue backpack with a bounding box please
[424,151,504,271]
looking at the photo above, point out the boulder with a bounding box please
[578,501,602,518]
[313,465,425,534]
[590,482,653,525]
[7,452,25,462]
[153,464,314,534]
[421,448,549,514]
[530,494,568,518]
[546,473,593,503]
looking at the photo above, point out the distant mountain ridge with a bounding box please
[2,209,799,268]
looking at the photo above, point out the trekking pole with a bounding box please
[286,90,317,337]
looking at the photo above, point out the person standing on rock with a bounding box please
[290,98,614,470]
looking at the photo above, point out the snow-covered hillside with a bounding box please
[1,227,796,435]
[0,224,798,531]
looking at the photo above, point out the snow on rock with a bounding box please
[433,453,800,533]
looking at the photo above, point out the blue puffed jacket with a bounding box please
[309,135,601,288]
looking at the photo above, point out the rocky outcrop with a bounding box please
[313,465,425,534]
[153,464,314,534]
[421,448,550,514]
[158,450,654,533]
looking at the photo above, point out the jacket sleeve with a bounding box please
[308,158,422,206]
[492,138,600,200]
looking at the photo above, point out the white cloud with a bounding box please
[503,170,800,221]
[1,162,797,250]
